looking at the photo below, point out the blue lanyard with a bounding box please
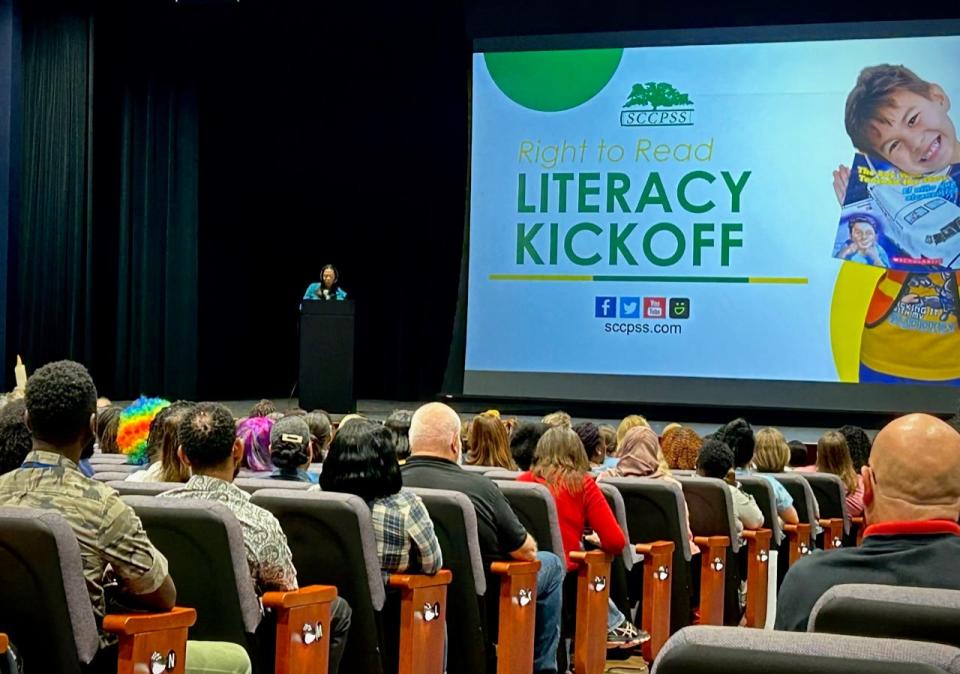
[20,461,59,470]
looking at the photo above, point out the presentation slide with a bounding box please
[464,24,960,412]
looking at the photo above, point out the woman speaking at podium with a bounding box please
[304,264,347,301]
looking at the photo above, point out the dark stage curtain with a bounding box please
[19,2,199,399]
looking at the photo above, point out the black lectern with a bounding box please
[299,300,355,412]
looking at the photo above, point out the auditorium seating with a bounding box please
[93,471,138,482]
[494,480,612,674]
[233,478,313,494]
[408,487,538,674]
[459,464,499,474]
[0,507,196,674]
[485,468,523,481]
[738,475,809,586]
[596,477,683,660]
[123,496,336,674]
[773,473,822,561]
[91,463,141,473]
[596,482,635,628]
[250,489,450,674]
[107,480,183,496]
[802,472,851,549]
[675,476,773,628]
[89,454,130,464]
[652,625,960,673]
[809,584,960,648]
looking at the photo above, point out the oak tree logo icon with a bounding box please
[624,82,693,110]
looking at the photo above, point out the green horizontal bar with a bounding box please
[593,275,749,283]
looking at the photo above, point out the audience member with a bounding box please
[728,423,800,525]
[776,414,960,631]
[321,419,442,581]
[302,410,333,462]
[117,396,170,466]
[236,416,274,472]
[787,440,809,469]
[541,410,572,429]
[0,400,31,476]
[0,362,251,673]
[838,424,872,472]
[95,404,122,454]
[661,425,702,471]
[161,402,350,672]
[615,414,648,451]
[384,409,413,461]
[467,414,518,470]
[268,416,317,484]
[510,420,548,471]
[127,401,194,483]
[519,427,647,649]
[696,439,764,535]
[597,424,617,467]
[401,402,564,674]
[248,399,276,417]
[800,431,864,517]
[573,421,605,468]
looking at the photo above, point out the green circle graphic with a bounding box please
[484,48,624,112]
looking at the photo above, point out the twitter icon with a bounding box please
[619,297,641,318]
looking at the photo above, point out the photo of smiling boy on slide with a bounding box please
[832,64,960,385]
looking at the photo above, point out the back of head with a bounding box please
[96,405,123,454]
[409,402,461,456]
[787,440,809,468]
[248,399,276,417]
[148,401,195,482]
[845,64,933,155]
[662,426,703,470]
[716,418,755,468]
[236,416,274,471]
[532,426,589,493]
[270,415,312,471]
[866,413,960,523]
[467,414,515,469]
[839,424,872,472]
[320,418,401,500]
[384,409,413,461]
[753,427,789,472]
[303,411,333,460]
[816,431,858,493]
[696,438,735,480]
[573,421,602,463]
[0,400,32,475]
[510,421,548,471]
[179,402,237,470]
[616,414,649,451]
[118,396,170,465]
[541,410,572,429]
[24,360,97,447]
[614,425,663,477]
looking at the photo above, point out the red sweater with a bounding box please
[518,471,626,570]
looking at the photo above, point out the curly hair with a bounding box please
[24,360,97,445]
[179,403,237,469]
[510,421,548,471]
[573,421,603,463]
[0,400,32,475]
[118,397,171,465]
[696,438,735,480]
[715,418,755,469]
[838,425,872,473]
[661,426,703,471]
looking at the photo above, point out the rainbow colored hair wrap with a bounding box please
[117,396,170,465]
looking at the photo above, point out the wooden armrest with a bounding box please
[490,560,539,674]
[264,586,338,674]
[741,528,772,628]
[388,569,453,589]
[490,560,541,576]
[103,607,196,674]
[263,584,338,610]
[568,549,613,564]
[817,518,845,550]
[392,570,452,674]
[637,540,674,662]
[851,516,866,546]
[102,606,197,635]
[693,537,729,626]
[782,523,812,565]
[570,551,613,674]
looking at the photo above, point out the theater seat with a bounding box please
[652,625,960,674]
[485,469,522,481]
[250,489,450,674]
[107,480,182,496]
[0,507,196,674]
[92,463,141,474]
[93,471,136,482]
[802,473,850,549]
[123,497,335,674]
[809,584,960,648]
[459,465,499,475]
[233,478,312,495]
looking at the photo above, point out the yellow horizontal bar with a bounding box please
[489,274,592,281]
[748,277,808,284]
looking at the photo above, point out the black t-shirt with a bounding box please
[400,455,528,564]
[775,530,960,631]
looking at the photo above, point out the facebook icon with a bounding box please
[595,296,617,318]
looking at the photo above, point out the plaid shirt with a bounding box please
[370,489,442,582]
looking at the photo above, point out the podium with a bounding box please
[299,300,355,412]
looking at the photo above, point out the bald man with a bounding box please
[775,413,960,631]
[401,403,565,674]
